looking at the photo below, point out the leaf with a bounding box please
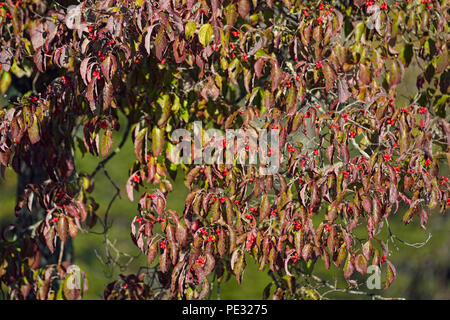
[0,49,13,72]
[301,243,312,261]
[56,215,69,243]
[254,58,266,78]
[399,43,413,67]
[420,209,429,230]
[402,204,418,225]
[103,82,114,110]
[159,248,170,273]
[144,25,157,55]
[435,51,449,74]
[337,79,351,103]
[33,48,46,73]
[185,21,197,38]
[295,229,304,255]
[100,130,113,157]
[54,46,69,68]
[359,64,371,85]
[238,0,250,18]
[86,77,97,112]
[0,71,11,94]
[384,260,397,289]
[270,61,283,92]
[170,261,184,297]
[198,24,213,47]
[126,175,134,201]
[80,57,91,86]
[225,3,238,26]
[355,254,368,274]
[217,229,227,258]
[335,243,347,267]
[362,240,372,261]
[259,195,270,222]
[152,126,164,157]
[176,223,188,248]
[232,250,246,284]
[134,128,147,163]
[155,28,168,61]
[323,62,337,92]
[389,60,404,88]
[45,226,56,253]
[101,54,117,82]
[362,197,371,213]
[68,218,78,238]
[198,278,210,300]
[147,241,158,265]
[343,254,354,279]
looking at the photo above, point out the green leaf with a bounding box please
[185,21,197,38]
[198,24,213,47]
[0,72,11,94]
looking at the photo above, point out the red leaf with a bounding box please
[0,49,13,72]
[101,54,117,82]
[270,61,283,92]
[126,175,135,201]
[86,77,97,112]
[355,254,368,274]
[343,254,354,279]
[33,48,46,73]
[155,28,168,61]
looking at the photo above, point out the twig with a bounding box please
[349,138,371,159]
[58,241,65,265]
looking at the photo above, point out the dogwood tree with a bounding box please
[0,0,448,299]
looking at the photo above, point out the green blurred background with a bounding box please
[0,111,449,299]
[0,43,449,300]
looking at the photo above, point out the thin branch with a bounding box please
[309,274,405,300]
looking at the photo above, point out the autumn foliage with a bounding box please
[0,0,449,300]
